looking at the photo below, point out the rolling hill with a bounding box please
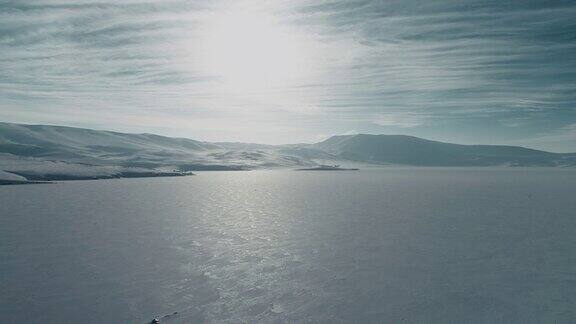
[1,122,574,183]
[314,134,576,167]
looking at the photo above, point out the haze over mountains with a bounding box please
[0,122,574,183]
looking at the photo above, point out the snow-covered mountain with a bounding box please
[0,122,216,164]
[314,134,576,167]
[1,122,574,183]
[0,122,326,183]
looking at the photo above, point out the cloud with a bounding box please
[0,0,575,148]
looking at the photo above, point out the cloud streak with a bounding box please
[1,0,575,149]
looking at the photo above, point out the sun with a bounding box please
[200,10,312,93]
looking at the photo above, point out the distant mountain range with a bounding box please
[1,122,574,183]
[314,134,576,167]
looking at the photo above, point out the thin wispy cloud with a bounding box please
[1,0,575,149]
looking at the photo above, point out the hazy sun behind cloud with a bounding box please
[0,0,575,150]
[198,6,317,93]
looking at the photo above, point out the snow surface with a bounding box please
[0,122,338,182]
[0,154,188,182]
[1,122,574,183]
[0,170,27,182]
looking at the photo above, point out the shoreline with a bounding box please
[0,172,195,186]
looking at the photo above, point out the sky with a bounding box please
[1,0,575,152]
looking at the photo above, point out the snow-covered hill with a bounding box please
[0,122,328,183]
[314,134,576,167]
[1,122,574,183]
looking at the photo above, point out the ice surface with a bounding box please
[1,168,576,323]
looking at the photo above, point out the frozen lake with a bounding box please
[1,168,576,323]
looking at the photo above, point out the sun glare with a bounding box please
[200,10,312,93]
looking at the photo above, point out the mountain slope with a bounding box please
[1,122,575,183]
[315,134,575,166]
[0,122,219,164]
[0,122,322,182]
